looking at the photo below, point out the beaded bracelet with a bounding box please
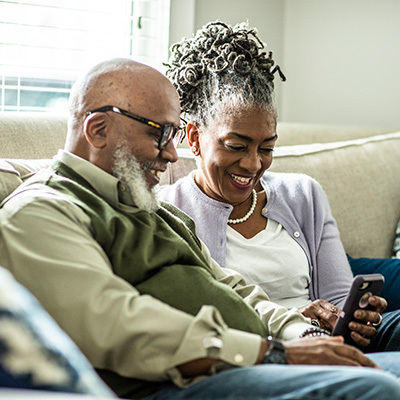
[299,327,331,338]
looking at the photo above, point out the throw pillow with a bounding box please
[0,266,115,396]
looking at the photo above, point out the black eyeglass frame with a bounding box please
[86,105,186,150]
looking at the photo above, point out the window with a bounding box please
[0,0,170,113]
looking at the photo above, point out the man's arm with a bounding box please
[0,193,262,386]
[198,241,313,340]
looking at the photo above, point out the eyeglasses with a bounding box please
[86,105,186,150]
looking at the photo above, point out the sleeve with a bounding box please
[0,193,263,387]
[199,241,313,340]
[310,180,353,309]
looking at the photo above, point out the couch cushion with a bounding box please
[0,159,52,203]
[0,113,67,159]
[276,122,394,146]
[160,149,196,186]
[270,132,400,259]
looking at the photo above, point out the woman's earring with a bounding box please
[191,146,197,154]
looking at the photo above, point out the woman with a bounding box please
[160,20,400,351]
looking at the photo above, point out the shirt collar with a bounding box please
[55,149,123,207]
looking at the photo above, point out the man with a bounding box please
[1,58,400,400]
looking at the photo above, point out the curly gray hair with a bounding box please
[165,21,285,126]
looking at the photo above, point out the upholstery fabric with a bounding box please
[0,267,115,396]
[270,132,400,259]
[0,113,66,158]
[161,132,400,259]
[276,122,393,146]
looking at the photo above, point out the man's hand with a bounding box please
[299,299,340,331]
[284,336,379,368]
[348,294,387,347]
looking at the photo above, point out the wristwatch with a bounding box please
[261,336,287,364]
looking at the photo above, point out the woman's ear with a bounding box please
[187,121,200,156]
[83,113,108,149]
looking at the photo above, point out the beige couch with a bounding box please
[1,112,399,260]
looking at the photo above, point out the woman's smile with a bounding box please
[228,173,254,190]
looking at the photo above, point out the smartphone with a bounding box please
[331,274,385,345]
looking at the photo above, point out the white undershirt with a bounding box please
[226,219,311,309]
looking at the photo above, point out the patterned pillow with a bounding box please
[0,266,115,396]
[394,219,400,258]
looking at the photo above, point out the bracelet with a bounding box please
[299,327,331,338]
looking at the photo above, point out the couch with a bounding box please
[1,112,400,396]
[1,113,399,260]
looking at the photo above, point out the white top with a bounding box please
[226,219,311,309]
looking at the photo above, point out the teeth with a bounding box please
[150,169,162,178]
[229,174,252,185]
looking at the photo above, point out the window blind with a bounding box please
[0,0,170,112]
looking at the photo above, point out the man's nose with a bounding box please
[160,139,178,163]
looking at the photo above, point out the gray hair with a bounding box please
[165,21,285,126]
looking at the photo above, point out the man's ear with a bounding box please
[187,122,200,156]
[83,113,108,148]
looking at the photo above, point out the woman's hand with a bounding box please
[299,296,387,348]
[299,299,340,331]
[348,294,387,347]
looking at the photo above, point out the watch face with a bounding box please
[263,338,287,364]
[265,350,287,364]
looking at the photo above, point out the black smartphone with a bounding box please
[331,274,385,345]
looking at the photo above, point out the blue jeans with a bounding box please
[365,309,400,352]
[144,352,400,400]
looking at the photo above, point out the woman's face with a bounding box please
[194,108,277,206]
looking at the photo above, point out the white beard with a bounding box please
[111,139,159,213]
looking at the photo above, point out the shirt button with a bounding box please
[234,353,244,364]
[294,231,300,238]
[119,184,126,192]
[262,207,268,214]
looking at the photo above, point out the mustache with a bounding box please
[143,161,167,173]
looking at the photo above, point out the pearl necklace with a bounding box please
[227,189,257,225]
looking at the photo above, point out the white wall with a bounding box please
[282,0,400,129]
[170,0,400,129]
[169,0,285,115]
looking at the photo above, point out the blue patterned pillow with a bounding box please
[0,267,115,396]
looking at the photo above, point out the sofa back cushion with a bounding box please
[270,132,400,259]
[276,122,394,146]
[0,113,67,158]
[160,132,400,259]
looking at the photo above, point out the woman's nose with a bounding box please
[239,151,262,173]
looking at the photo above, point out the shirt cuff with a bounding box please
[166,327,262,388]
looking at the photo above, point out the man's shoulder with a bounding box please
[1,170,85,221]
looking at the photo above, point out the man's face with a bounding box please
[105,105,180,189]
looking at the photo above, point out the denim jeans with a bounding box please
[366,309,400,352]
[144,352,400,400]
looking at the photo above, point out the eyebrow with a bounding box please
[227,132,278,143]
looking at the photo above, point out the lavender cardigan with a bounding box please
[159,171,353,308]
